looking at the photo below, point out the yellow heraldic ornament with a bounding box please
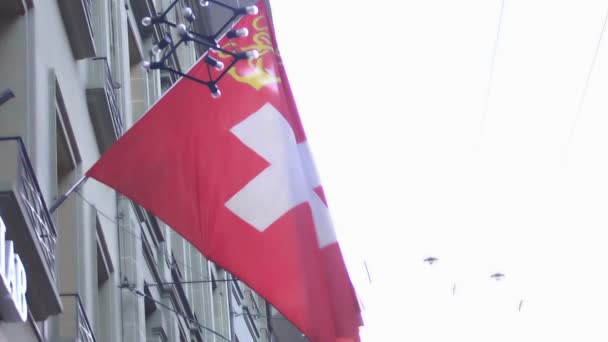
[220,15,281,90]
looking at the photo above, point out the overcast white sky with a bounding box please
[271,0,608,341]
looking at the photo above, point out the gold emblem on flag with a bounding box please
[219,15,281,90]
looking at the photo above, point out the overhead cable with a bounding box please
[480,0,507,134]
[74,191,209,278]
[568,7,608,143]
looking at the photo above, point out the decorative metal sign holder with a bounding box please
[141,0,260,98]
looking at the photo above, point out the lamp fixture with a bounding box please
[182,7,196,22]
[151,32,172,55]
[204,55,224,71]
[226,28,249,39]
[140,0,260,98]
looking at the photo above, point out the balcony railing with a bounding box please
[99,58,124,138]
[0,137,62,320]
[86,57,125,152]
[59,294,97,342]
[0,137,57,276]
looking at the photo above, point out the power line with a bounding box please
[76,191,268,311]
[75,190,207,276]
[75,190,145,244]
[147,279,236,286]
[75,190,121,227]
[75,193,254,340]
[231,312,290,321]
[363,261,372,284]
[75,189,294,337]
[568,7,608,143]
[480,0,507,134]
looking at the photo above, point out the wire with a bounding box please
[75,192,256,341]
[76,192,288,333]
[480,0,506,134]
[568,7,608,143]
[120,284,233,342]
[231,312,289,321]
[75,189,259,311]
[75,190,207,277]
[363,261,372,284]
[147,279,237,286]
[76,189,297,338]
[75,190,120,227]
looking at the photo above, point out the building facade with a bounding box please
[0,0,302,341]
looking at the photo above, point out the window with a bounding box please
[54,79,84,296]
[108,0,117,66]
[160,69,172,94]
[179,328,187,342]
[55,87,81,194]
[231,280,243,306]
[243,306,260,339]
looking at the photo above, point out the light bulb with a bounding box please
[227,27,248,39]
[245,5,258,15]
[142,60,163,71]
[204,56,224,70]
[199,0,209,7]
[141,16,153,27]
[211,89,221,98]
[245,50,260,59]
[235,28,248,37]
[210,84,221,98]
[182,7,196,22]
[177,24,189,38]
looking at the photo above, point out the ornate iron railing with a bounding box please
[0,137,57,278]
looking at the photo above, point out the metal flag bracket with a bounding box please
[49,176,89,214]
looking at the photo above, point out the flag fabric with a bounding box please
[86,1,362,341]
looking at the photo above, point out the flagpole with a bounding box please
[49,176,89,214]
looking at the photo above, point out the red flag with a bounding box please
[87,2,362,341]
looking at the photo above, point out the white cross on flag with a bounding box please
[225,103,337,248]
[86,1,362,341]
